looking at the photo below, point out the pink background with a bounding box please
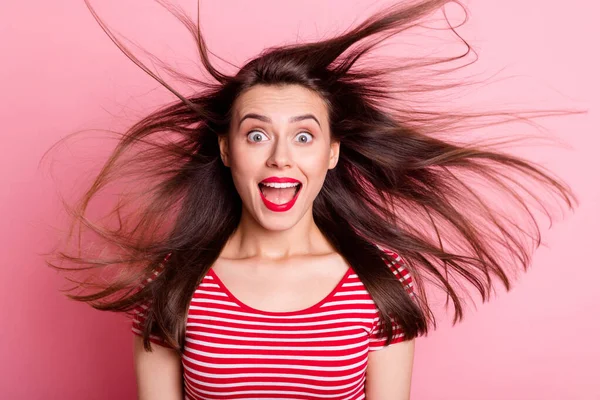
[1,0,598,399]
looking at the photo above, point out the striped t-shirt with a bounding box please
[132,250,414,399]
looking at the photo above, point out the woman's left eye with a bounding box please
[295,132,313,144]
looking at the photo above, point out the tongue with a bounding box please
[261,186,297,204]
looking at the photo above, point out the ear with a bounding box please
[218,135,230,167]
[328,140,340,169]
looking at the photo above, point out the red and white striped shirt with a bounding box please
[132,251,414,399]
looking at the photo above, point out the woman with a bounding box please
[45,0,577,399]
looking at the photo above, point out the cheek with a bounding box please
[302,150,331,182]
[229,144,259,173]
[226,146,256,192]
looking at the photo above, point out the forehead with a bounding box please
[233,84,329,123]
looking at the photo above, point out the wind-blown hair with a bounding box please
[43,0,577,353]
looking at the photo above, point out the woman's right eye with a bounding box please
[247,131,268,143]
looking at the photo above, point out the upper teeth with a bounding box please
[261,182,300,188]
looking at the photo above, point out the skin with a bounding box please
[134,83,415,399]
[133,336,183,400]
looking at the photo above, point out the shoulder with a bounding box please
[142,253,171,285]
[377,246,415,296]
[130,253,173,347]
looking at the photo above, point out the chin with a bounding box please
[254,211,304,232]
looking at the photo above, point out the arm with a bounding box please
[365,338,415,399]
[133,335,183,400]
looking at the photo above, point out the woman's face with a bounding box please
[219,84,340,231]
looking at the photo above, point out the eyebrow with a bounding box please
[237,113,321,129]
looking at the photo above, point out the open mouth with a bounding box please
[258,180,302,212]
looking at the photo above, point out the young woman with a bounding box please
[46,0,576,399]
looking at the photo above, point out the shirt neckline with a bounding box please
[207,266,353,316]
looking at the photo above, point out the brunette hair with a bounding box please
[43,0,577,353]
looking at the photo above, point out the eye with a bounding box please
[295,131,313,144]
[247,130,268,143]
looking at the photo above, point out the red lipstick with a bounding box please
[258,176,302,212]
[260,177,301,184]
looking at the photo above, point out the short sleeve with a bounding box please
[368,249,414,352]
[131,254,171,347]
[131,300,170,347]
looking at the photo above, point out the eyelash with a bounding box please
[246,130,313,143]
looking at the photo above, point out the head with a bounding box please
[204,33,408,234]
[218,84,340,231]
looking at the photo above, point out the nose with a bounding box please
[266,137,292,169]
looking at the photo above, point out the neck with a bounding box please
[222,206,333,261]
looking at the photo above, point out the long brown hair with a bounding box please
[42,0,578,353]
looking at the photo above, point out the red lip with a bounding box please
[258,177,302,212]
[260,176,301,184]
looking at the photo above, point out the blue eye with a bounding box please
[247,131,267,143]
[295,132,313,144]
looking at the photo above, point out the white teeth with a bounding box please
[261,182,300,189]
